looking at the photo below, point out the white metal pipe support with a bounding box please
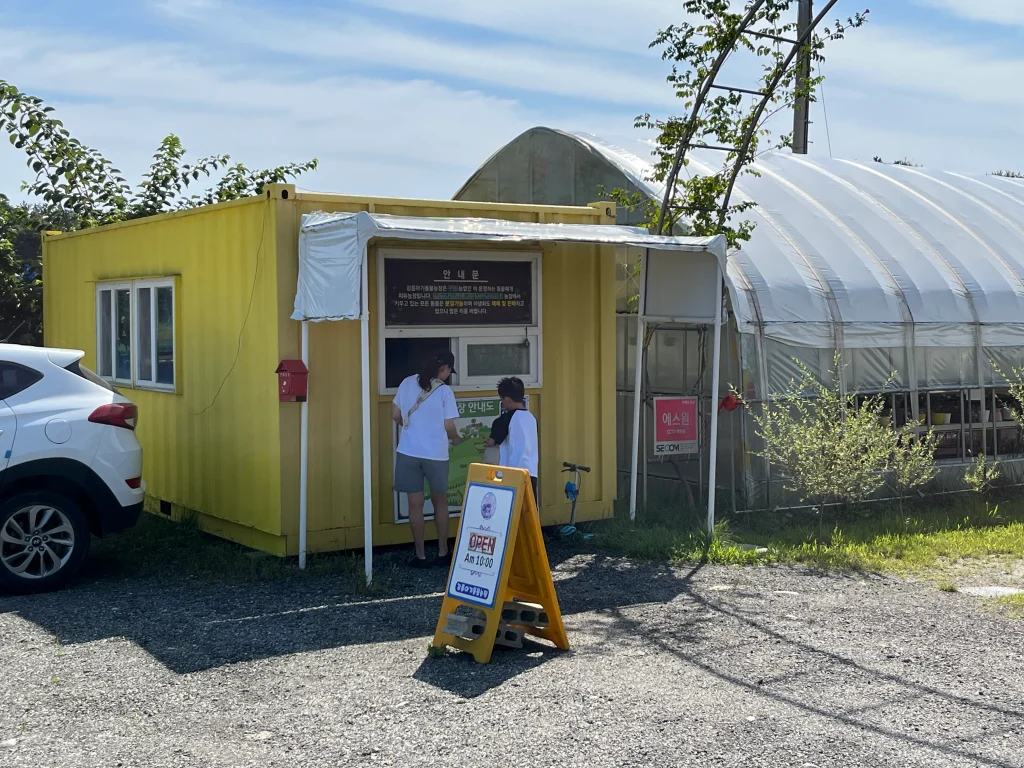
[361,246,374,586]
[299,321,310,570]
[706,266,724,535]
[629,248,650,522]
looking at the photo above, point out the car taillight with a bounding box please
[126,477,142,489]
[89,403,138,430]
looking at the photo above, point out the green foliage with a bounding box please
[891,418,939,513]
[873,156,922,168]
[1,78,319,224]
[743,353,905,509]
[0,80,128,225]
[0,78,319,344]
[0,198,77,344]
[993,361,1024,426]
[619,2,867,248]
[995,593,1024,619]
[964,453,1001,495]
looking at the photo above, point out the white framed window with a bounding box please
[377,249,542,394]
[133,278,176,391]
[96,278,176,392]
[96,282,133,385]
[457,332,539,388]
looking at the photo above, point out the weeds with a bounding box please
[994,593,1024,619]
[596,494,1024,574]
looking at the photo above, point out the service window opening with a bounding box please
[384,337,451,389]
[378,250,542,393]
[379,248,542,524]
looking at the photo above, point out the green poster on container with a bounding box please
[395,395,526,523]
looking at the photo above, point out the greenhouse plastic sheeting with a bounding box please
[559,132,1024,351]
[291,210,726,322]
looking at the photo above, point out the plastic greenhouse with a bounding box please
[456,127,1024,509]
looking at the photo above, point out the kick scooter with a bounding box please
[560,461,594,538]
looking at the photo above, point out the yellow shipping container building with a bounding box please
[42,185,621,555]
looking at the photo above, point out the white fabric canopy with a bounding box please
[559,131,1024,350]
[291,210,727,322]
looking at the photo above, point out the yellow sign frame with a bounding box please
[432,463,569,663]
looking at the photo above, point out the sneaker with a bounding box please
[408,556,432,570]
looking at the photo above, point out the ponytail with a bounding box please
[418,357,442,392]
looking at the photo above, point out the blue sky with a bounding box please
[1,0,1022,201]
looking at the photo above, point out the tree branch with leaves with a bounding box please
[0,78,320,344]
[611,2,867,250]
[0,78,318,225]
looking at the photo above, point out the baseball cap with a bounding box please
[434,349,457,375]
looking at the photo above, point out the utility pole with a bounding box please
[792,0,812,154]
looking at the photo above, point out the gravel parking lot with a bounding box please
[2,547,1023,768]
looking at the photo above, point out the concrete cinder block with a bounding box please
[443,613,485,640]
[501,601,549,629]
[494,622,524,649]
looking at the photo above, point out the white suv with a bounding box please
[0,344,145,592]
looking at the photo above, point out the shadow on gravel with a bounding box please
[0,552,703,677]
[412,639,565,698]
[603,589,1024,768]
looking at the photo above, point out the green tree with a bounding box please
[0,196,38,344]
[0,79,319,344]
[612,1,867,247]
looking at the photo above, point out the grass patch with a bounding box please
[579,506,773,565]
[89,512,394,595]
[590,495,1024,574]
[993,594,1024,619]
[937,582,959,593]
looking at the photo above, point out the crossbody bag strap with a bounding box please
[403,379,442,427]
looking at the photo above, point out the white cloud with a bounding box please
[343,0,681,54]
[824,24,1024,106]
[914,0,1024,26]
[0,26,635,201]
[148,0,674,107]
[4,1,1024,210]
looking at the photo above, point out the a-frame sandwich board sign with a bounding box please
[431,463,569,664]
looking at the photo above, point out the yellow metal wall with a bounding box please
[42,186,618,556]
[275,190,618,553]
[43,198,288,552]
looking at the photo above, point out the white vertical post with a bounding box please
[299,320,309,569]
[706,266,724,535]
[629,248,650,522]
[361,246,374,586]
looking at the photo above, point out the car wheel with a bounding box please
[0,491,91,593]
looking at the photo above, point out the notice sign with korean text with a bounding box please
[383,258,533,326]
[447,482,516,609]
[654,396,698,455]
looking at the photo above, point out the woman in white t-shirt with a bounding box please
[391,350,461,569]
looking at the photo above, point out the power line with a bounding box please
[190,199,269,416]
[818,59,834,159]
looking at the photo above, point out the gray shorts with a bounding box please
[394,452,449,494]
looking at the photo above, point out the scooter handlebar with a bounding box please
[562,461,591,473]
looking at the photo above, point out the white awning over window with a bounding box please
[291,210,727,323]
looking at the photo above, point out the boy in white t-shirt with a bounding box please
[485,377,539,503]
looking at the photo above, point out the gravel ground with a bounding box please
[2,547,1023,768]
